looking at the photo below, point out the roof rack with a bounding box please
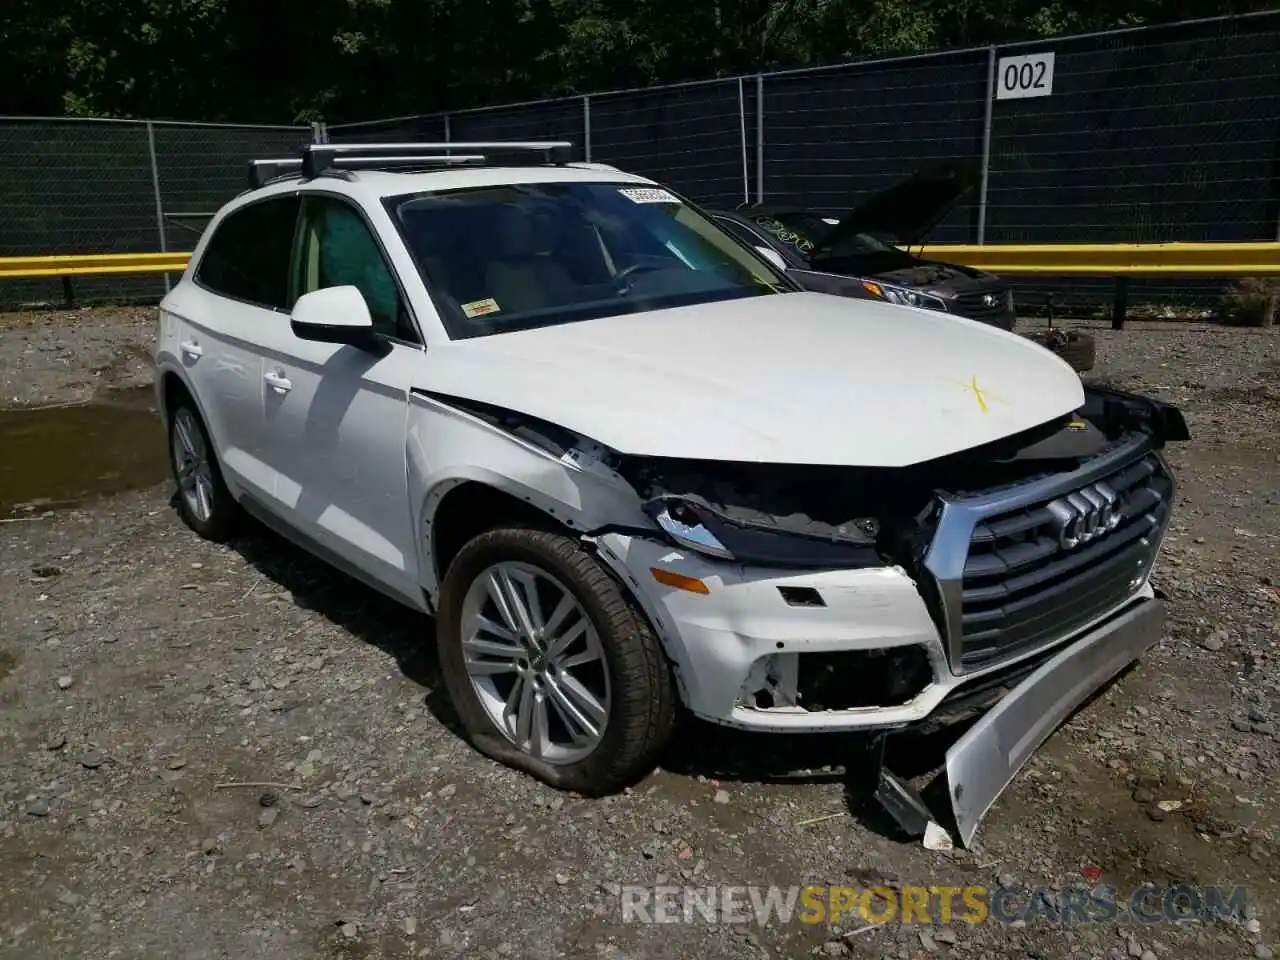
[246,140,575,189]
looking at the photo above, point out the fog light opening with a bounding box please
[795,646,933,711]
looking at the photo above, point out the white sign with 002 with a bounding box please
[995,52,1055,100]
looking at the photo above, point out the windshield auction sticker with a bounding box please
[461,298,501,318]
[619,187,681,204]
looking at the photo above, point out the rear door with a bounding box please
[254,192,425,602]
[174,194,301,501]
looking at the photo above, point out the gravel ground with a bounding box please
[0,308,154,408]
[1,308,1278,960]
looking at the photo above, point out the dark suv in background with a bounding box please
[709,165,1094,372]
[710,165,1016,328]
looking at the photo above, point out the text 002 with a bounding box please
[996,52,1055,100]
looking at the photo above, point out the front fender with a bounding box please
[405,395,647,604]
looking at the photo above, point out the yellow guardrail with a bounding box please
[5,242,1275,329]
[2,243,1278,281]
[913,242,1280,276]
[0,252,191,279]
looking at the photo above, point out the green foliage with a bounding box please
[0,0,1268,123]
[1222,278,1279,327]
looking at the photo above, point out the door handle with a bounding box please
[263,370,293,394]
[179,340,203,359]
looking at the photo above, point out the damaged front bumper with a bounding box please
[590,533,1167,847]
[944,591,1164,846]
[585,388,1183,844]
[591,532,1162,736]
[593,531,953,731]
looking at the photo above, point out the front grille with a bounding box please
[954,453,1172,668]
[951,286,1013,327]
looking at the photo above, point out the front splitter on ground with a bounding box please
[867,595,1166,848]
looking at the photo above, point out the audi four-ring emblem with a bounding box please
[1046,482,1121,548]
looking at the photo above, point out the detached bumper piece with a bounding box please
[868,596,1166,848]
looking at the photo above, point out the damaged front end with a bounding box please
[429,377,1187,846]
[611,385,1188,846]
[620,383,1184,630]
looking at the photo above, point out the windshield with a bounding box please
[386,181,790,339]
[750,213,898,261]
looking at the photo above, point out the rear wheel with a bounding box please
[436,527,678,794]
[167,399,239,541]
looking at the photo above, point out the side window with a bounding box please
[195,196,300,309]
[294,196,413,341]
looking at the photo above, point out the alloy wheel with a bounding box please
[171,407,216,523]
[459,561,612,765]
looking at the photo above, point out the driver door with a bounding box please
[254,193,425,603]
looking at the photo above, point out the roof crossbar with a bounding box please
[301,141,572,178]
[246,140,575,189]
[248,153,491,189]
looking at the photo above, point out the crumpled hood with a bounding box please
[425,291,1084,467]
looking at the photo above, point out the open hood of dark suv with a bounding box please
[813,163,979,251]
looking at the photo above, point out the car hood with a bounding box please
[425,292,1084,467]
[815,163,979,249]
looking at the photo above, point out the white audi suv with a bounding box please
[154,142,1187,845]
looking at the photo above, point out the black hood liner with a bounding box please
[814,163,979,250]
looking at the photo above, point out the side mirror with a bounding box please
[755,246,787,271]
[290,285,376,347]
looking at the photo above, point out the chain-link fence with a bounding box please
[0,118,311,306]
[332,10,1280,316]
[985,13,1280,310]
[760,49,991,245]
[3,11,1278,313]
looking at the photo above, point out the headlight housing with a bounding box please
[860,279,948,313]
[644,496,884,569]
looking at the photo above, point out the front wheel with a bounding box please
[436,527,678,794]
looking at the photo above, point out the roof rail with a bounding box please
[246,140,576,189]
[567,161,622,173]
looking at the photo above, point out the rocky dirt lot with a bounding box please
[1,308,1277,960]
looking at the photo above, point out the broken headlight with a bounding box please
[644,497,884,569]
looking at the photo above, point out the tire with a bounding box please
[436,527,678,795]
[166,396,239,542]
[1024,329,1097,373]
[1057,331,1097,372]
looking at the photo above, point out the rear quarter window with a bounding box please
[195,196,301,309]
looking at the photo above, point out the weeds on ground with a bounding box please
[1221,277,1279,327]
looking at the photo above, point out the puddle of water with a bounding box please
[0,650,16,682]
[0,387,170,516]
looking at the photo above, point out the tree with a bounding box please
[1,0,1272,123]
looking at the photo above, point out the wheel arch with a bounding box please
[156,362,208,431]
[405,396,651,608]
[420,472,594,609]
[155,361,241,500]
